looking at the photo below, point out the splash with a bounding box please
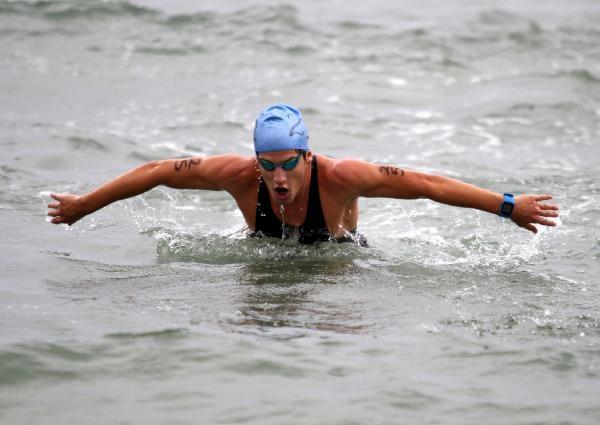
[146,228,368,265]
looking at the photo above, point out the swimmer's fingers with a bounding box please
[519,222,538,234]
[47,209,71,225]
[535,195,559,215]
[534,196,559,222]
[537,209,559,218]
[538,203,559,211]
[50,215,78,226]
[515,218,555,234]
[47,193,83,226]
[50,193,65,202]
[532,215,557,227]
[512,194,559,232]
[47,194,64,223]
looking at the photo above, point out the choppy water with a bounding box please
[1,0,600,423]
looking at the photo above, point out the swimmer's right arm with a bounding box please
[47,155,253,225]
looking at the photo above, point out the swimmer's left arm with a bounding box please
[332,159,559,233]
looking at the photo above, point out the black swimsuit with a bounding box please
[253,156,367,246]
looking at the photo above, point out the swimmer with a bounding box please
[47,104,559,244]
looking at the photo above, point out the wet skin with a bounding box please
[46,151,559,237]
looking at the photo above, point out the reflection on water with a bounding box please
[231,257,371,335]
[152,229,376,334]
[44,239,376,337]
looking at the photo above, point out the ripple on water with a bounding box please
[65,136,110,152]
[0,343,96,386]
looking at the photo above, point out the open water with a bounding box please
[1,0,600,424]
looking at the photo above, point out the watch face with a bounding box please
[501,202,514,215]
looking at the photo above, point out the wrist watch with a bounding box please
[499,193,515,218]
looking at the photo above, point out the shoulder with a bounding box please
[204,154,257,189]
[317,155,372,183]
[207,154,255,175]
[316,155,374,196]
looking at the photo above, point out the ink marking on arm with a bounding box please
[174,158,202,172]
[379,166,405,177]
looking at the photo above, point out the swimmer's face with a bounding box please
[257,150,312,205]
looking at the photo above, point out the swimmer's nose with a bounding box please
[273,167,287,184]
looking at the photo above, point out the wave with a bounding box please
[134,45,207,56]
[225,4,301,27]
[0,343,90,386]
[105,328,189,340]
[1,1,316,57]
[162,11,214,27]
[335,20,383,31]
[0,0,158,20]
[65,136,110,152]
[478,9,531,26]
[556,69,600,84]
[0,0,305,29]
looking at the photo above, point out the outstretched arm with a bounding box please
[47,155,253,225]
[332,160,559,233]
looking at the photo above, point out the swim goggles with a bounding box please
[258,153,302,171]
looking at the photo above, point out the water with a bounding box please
[1,0,600,423]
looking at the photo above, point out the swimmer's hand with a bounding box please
[47,193,87,226]
[511,195,559,234]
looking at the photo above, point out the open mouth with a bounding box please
[274,187,289,195]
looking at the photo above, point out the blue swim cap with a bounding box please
[253,104,309,153]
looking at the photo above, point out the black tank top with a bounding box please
[253,156,368,246]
